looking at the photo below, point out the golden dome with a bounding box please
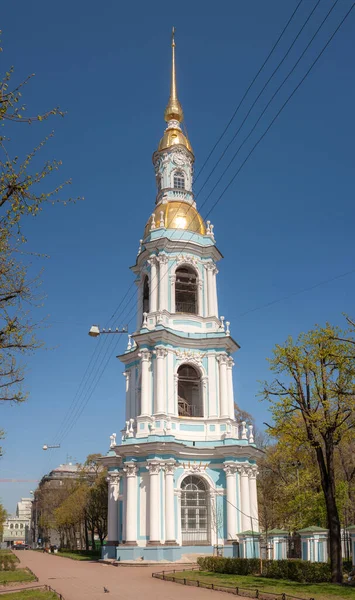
[144,201,206,239]
[158,128,193,153]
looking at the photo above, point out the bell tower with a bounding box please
[103,30,260,561]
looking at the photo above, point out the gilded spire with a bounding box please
[164,27,184,123]
[158,28,193,155]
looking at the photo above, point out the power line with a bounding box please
[48,4,306,445]
[53,3,354,445]
[194,0,304,183]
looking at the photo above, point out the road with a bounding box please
[13,550,239,600]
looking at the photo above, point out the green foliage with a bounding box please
[0,553,17,571]
[0,503,7,536]
[0,591,58,600]
[197,556,260,576]
[197,556,332,583]
[0,33,80,418]
[0,567,36,584]
[261,323,355,583]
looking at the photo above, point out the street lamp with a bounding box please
[88,325,128,338]
[42,444,61,451]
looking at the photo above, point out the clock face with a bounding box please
[172,152,185,166]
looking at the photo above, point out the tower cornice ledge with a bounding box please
[132,237,223,272]
[117,329,239,363]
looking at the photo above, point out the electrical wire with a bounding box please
[52,2,355,446]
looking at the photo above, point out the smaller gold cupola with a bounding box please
[158,28,193,155]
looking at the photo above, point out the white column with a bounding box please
[149,256,158,313]
[218,354,229,417]
[164,462,176,543]
[107,472,120,544]
[227,358,235,420]
[170,274,176,313]
[147,461,161,544]
[224,464,237,541]
[155,346,167,414]
[123,371,131,421]
[136,279,143,329]
[139,350,151,416]
[205,263,215,316]
[212,266,219,318]
[173,373,178,415]
[158,253,168,311]
[197,278,203,316]
[249,467,259,532]
[240,466,251,533]
[123,462,138,545]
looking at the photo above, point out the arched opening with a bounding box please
[175,266,198,314]
[142,275,149,316]
[173,170,185,189]
[181,475,210,545]
[177,364,203,417]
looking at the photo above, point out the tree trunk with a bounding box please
[315,443,342,583]
[84,518,89,551]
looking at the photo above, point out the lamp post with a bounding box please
[88,325,128,337]
[42,444,61,451]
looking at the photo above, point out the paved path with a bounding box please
[13,550,242,600]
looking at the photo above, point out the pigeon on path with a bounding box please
[104,587,109,593]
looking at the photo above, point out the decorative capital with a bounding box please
[227,357,234,369]
[223,463,238,476]
[147,461,162,475]
[107,471,121,485]
[205,260,217,274]
[157,252,169,265]
[147,254,158,268]
[249,466,258,479]
[155,346,168,359]
[240,465,252,477]
[123,462,138,478]
[217,353,228,366]
[138,349,151,362]
[164,461,176,475]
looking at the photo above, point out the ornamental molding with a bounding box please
[175,253,199,268]
[181,461,208,473]
[175,349,206,367]
[123,463,138,478]
[227,357,234,369]
[204,260,218,274]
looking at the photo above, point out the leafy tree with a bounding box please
[261,324,355,583]
[0,35,78,421]
[0,502,7,540]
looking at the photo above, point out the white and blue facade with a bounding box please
[102,33,260,561]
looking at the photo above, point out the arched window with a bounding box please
[15,523,18,529]
[177,364,203,417]
[10,523,13,529]
[181,475,209,545]
[173,171,185,190]
[20,523,23,529]
[142,275,149,315]
[175,266,198,314]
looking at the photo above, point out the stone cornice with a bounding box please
[132,237,223,273]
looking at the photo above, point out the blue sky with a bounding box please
[1,0,354,512]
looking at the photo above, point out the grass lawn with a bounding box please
[0,590,58,599]
[0,569,37,585]
[165,570,355,600]
[54,550,100,561]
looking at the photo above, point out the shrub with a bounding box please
[0,554,17,572]
[197,556,260,576]
[197,556,332,583]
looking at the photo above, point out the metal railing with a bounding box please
[175,301,197,314]
[152,569,316,600]
[0,584,64,598]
